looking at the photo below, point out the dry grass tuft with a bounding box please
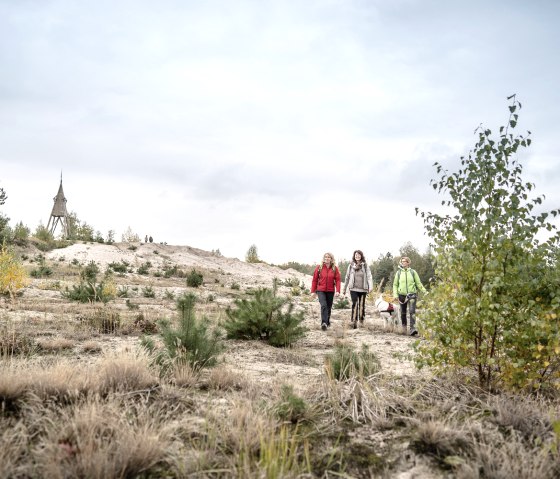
[0,367,29,413]
[411,419,472,462]
[81,341,102,353]
[36,337,76,353]
[97,352,159,395]
[0,422,31,478]
[457,427,559,479]
[487,393,553,441]
[204,365,251,392]
[172,362,199,388]
[32,396,171,479]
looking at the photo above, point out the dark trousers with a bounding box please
[317,291,334,326]
[398,294,417,330]
[350,291,367,323]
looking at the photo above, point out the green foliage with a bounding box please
[333,296,350,309]
[325,344,381,380]
[230,282,240,290]
[415,96,560,391]
[142,285,156,298]
[137,261,151,275]
[224,284,307,347]
[108,260,129,273]
[13,222,30,245]
[186,269,203,287]
[141,292,223,373]
[33,223,54,243]
[397,243,435,289]
[370,252,394,290]
[274,384,309,424]
[67,211,95,241]
[245,244,260,263]
[63,261,116,303]
[30,257,53,278]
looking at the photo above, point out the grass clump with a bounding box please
[80,308,121,334]
[141,292,223,373]
[325,344,381,380]
[274,384,310,424]
[224,284,307,347]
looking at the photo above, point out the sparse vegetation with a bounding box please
[224,284,307,347]
[141,292,223,373]
[325,343,381,380]
[185,268,203,287]
[63,261,116,303]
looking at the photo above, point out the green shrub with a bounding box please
[117,286,130,298]
[62,261,116,303]
[274,384,309,424]
[224,285,307,347]
[30,257,53,278]
[333,297,350,309]
[186,269,203,288]
[141,293,223,373]
[137,262,151,275]
[108,261,129,273]
[142,285,156,298]
[230,282,240,290]
[325,344,381,380]
[164,289,175,300]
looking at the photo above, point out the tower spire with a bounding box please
[47,174,70,239]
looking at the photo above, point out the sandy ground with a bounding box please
[3,242,422,386]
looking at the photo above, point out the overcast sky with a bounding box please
[1,0,559,264]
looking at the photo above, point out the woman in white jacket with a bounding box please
[342,250,373,329]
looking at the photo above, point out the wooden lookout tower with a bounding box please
[47,175,70,238]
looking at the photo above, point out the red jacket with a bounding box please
[311,264,341,293]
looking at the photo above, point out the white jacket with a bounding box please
[343,263,373,293]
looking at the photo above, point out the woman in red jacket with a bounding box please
[311,252,341,330]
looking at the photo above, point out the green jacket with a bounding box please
[393,266,427,296]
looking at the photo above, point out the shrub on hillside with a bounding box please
[63,261,116,303]
[186,269,203,287]
[0,245,29,301]
[224,284,307,347]
[141,292,223,374]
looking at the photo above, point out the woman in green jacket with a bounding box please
[392,256,427,336]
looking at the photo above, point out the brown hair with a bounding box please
[352,250,365,264]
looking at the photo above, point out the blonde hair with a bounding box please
[322,252,336,266]
[401,256,411,264]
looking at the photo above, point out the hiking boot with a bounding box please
[352,321,357,329]
[321,323,327,331]
[410,329,418,336]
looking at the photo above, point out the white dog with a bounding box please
[374,295,399,326]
